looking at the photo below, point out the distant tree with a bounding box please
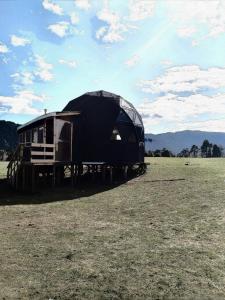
[212,144,222,157]
[207,143,213,157]
[154,149,161,157]
[190,145,199,157]
[145,150,153,157]
[177,148,190,157]
[201,139,210,157]
[161,148,174,157]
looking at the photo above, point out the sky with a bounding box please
[1,0,225,133]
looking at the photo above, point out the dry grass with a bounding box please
[1,158,225,299]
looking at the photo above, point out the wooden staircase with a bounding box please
[7,145,23,190]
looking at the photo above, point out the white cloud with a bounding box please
[96,26,107,39]
[74,0,91,10]
[11,35,31,47]
[128,0,155,21]
[0,90,46,115]
[11,72,34,85]
[139,65,225,94]
[177,119,225,133]
[70,12,79,25]
[138,93,225,133]
[191,40,199,47]
[48,22,70,37]
[35,55,53,81]
[59,59,77,68]
[167,0,225,40]
[96,6,128,43]
[138,93,225,122]
[177,27,196,38]
[10,55,53,86]
[160,60,173,67]
[0,42,9,53]
[42,0,63,15]
[125,55,140,67]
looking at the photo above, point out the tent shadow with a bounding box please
[0,176,131,206]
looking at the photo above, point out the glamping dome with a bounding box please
[63,90,145,164]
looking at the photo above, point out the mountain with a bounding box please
[0,120,20,150]
[145,130,225,154]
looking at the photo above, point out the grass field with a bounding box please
[1,158,225,299]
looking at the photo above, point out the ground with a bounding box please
[0,158,225,299]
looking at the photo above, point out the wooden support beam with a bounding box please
[32,165,35,193]
[71,163,74,186]
[22,166,26,191]
[102,165,106,183]
[52,164,56,188]
[124,165,128,181]
[110,166,113,184]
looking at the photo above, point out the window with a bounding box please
[111,128,122,141]
[19,133,25,143]
[32,128,38,143]
[38,127,44,143]
[25,130,31,143]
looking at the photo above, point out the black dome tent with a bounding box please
[63,90,145,164]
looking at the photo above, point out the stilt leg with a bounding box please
[32,165,35,193]
[110,166,113,184]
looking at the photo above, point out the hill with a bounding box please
[0,120,19,150]
[145,130,225,154]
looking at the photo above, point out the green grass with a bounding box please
[1,158,225,299]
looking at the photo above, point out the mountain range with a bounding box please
[145,130,225,154]
[0,120,225,155]
[0,120,20,150]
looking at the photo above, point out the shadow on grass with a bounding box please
[0,173,135,206]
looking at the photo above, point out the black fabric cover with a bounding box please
[63,90,144,164]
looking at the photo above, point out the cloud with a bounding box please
[11,35,31,47]
[10,55,53,86]
[177,119,225,133]
[0,90,46,115]
[0,42,9,53]
[138,92,225,133]
[138,93,225,122]
[167,0,225,40]
[59,59,77,68]
[160,60,173,67]
[96,6,128,43]
[125,55,140,67]
[139,65,225,94]
[128,0,155,21]
[70,12,79,25]
[48,22,70,37]
[177,27,196,38]
[42,0,63,15]
[11,72,34,85]
[35,55,53,81]
[74,0,91,10]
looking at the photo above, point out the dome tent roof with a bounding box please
[63,90,143,127]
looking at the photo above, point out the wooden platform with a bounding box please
[7,159,148,192]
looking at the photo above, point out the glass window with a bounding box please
[111,128,122,141]
[25,130,31,143]
[38,127,44,143]
[19,133,25,143]
[32,128,38,143]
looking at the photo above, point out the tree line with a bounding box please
[145,139,223,158]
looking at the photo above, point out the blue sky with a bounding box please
[1,0,225,133]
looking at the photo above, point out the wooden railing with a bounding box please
[30,143,55,163]
[7,144,23,188]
